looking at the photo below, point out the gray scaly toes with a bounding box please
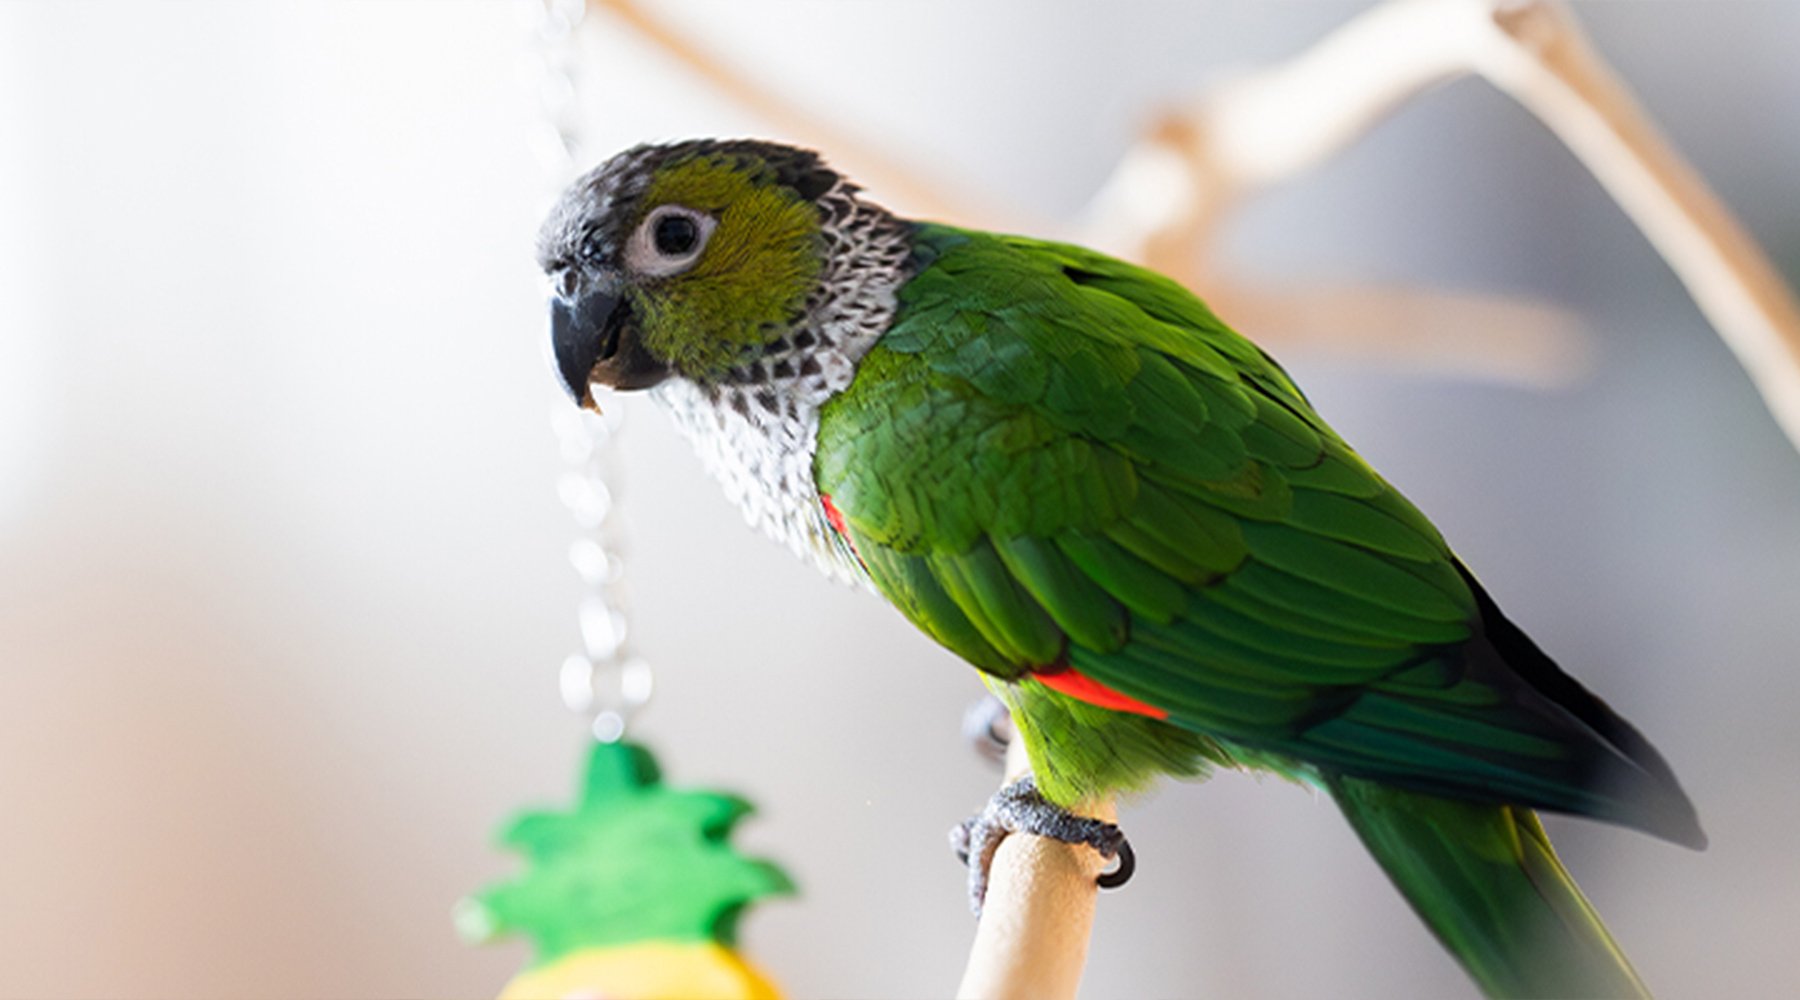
[961,694,1015,767]
[949,774,1135,917]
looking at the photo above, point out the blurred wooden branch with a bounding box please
[1211,281,1592,387]
[955,740,1113,1000]
[588,0,981,224]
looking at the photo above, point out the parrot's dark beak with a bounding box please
[550,281,669,410]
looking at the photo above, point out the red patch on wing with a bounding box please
[1036,669,1170,720]
[819,493,850,538]
[818,494,862,567]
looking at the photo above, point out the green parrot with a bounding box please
[538,139,1704,998]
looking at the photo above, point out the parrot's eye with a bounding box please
[626,204,716,278]
[654,214,698,255]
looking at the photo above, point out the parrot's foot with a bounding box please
[949,775,1135,917]
[961,695,1015,766]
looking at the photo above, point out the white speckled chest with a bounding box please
[650,185,913,588]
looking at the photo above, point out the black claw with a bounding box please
[1096,837,1135,889]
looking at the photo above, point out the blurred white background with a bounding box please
[1,2,1797,997]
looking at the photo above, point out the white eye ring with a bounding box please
[625,204,717,278]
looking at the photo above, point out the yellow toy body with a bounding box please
[498,941,781,1000]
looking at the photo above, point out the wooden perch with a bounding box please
[957,740,1114,1000]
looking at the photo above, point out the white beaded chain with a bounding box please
[522,0,652,742]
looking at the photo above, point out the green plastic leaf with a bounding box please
[461,741,794,968]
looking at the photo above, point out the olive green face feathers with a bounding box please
[538,140,843,402]
[541,139,1703,998]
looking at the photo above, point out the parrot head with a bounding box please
[537,140,913,583]
[537,139,856,409]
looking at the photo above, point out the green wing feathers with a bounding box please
[815,224,1701,848]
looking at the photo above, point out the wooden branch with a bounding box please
[1090,0,1800,448]
[1475,0,1800,449]
[1079,0,1492,267]
[1074,0,1615,386]
[956,740,1114,1000]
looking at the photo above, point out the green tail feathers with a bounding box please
[1329,776,1649,999]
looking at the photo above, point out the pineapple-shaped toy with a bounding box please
[461,741,793,999]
